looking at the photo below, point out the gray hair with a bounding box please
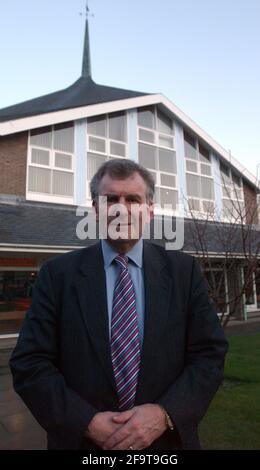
[90,158,155,202]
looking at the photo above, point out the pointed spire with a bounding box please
[81,1,92,78]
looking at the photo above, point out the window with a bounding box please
[220,164,244,220]
[28,123,74,198]
[86,112,128,199]
[137,106,177,210]
[184,132,214,214]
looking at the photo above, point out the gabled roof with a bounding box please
[0,76,149,123]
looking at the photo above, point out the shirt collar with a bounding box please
[101,238,143,269]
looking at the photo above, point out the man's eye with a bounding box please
[107,196,118,203]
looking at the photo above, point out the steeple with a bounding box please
[81,1,92,79]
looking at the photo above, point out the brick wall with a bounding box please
[0,132,28,196]
[243,181,259,225]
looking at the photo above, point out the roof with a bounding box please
[0,199,258,255]
[0,76,149,123]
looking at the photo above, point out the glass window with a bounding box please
[186,160,198,173]
[158,149,176,173]
[200,163,211,176]
[138,106,155,129]
[160,188,177,209]
[30,126,52,148]
[87,153,107,180]
[184,131,197,160]
[159,135,174,149]
[138,143,156,169]
[88,115,106,137]
[198,143,210,163]
[232,172,241,187]
[108,112,126,142]
[110,141,126,157]
[54,122,74,153]
[186,173,200,197]
[89,136,106,153]
[139,128,155,144]
[52,171,74,196]
[28,167,51,194]
[31,148,50,166]
[160,173,176,187]
[157,109,173,135]
[188,198,200,211]
[201,177,214,200]
[55,153,72,170]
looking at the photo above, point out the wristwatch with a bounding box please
[159,405,175,431]
[165,410,175,431]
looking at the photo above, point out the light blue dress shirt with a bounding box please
[101,238,145,344]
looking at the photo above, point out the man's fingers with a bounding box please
[112,410,135,423]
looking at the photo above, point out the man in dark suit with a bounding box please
[10,159,228,450]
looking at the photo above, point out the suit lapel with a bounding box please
[74,243,117,393]
[135,242,173,403]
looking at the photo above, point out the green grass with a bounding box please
[199,333,260,450]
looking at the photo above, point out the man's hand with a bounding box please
[85,410,135,448]
[103,404,167,450]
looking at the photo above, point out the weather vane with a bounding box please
[80,0,94,19]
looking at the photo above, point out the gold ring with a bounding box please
[129,445,134,450]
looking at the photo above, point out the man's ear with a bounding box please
[148,201,154,221]
[92,199,99,221]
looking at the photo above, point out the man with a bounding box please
[10,159,228,450]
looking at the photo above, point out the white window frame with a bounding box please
[220,165,245,223]
[27,126,75,204]
[86,112,129,202]
[137,107,177,214]
[184,134,215,219]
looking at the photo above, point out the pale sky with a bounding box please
[0,0,259,180]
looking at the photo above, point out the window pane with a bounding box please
[54,122,74,153]
[138,106,155,129]
[186,173,200,197]
[55,152,72,170]
[110,141,126,157]
[158,149,176,173]
[160,188,177,209]
[201,177,214,200]
[30,127,52,148]
[157,109,173,135]
[220,163,231,184]
[200,163,211,176]
[88,115,106,137]
[202,200,215,213]
[232,172,241,187]
[138,143,156,169]
[52,171,74,196]
[87,153,107,180]
[188,198,200,211]
[89,136,106,153]
[28,167,51,193]
[31,148,50,166]
[198,143,210,163]
[109,112,126,142]
[186,160,197,173]
[139,128,155,143]
[159,135,174,148]
[160,173,176,187]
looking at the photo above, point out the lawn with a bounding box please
[199,333,260,450]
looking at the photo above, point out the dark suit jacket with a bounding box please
[10,241,228,450]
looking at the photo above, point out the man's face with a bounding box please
[93,171,153,243]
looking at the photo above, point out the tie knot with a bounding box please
[114,254,128,270]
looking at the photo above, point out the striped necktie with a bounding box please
[111,254,141,410]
